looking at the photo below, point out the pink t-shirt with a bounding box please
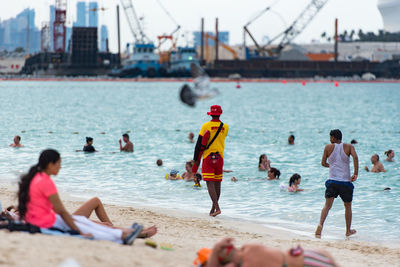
[25,172,58,228]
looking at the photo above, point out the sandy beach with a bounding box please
[0,184,399,267]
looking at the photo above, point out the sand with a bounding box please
[0,184,399,267]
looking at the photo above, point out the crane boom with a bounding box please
[276,0,329,50]
[120,0,148,43]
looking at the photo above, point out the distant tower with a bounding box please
[88,2,99,27]
[378,0,400,32]
[75,2,87,27]
[49,5,55,51]
[100,25,108,51]
[41,22,51,52]
[53,0,67,52]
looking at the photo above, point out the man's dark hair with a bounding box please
[374,154,380,161]
[122,133,129,139]
[330,129,342,141]
[350,139,357,144]
[289,135,295,140]
[86,137,93,143]
[16,135,21,141]
[211,115,220,120]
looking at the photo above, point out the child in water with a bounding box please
[182,161,195,181]
[288,173,303,192]
[267,167,281,180]
[165,170,182,180]
[385,149,395,162]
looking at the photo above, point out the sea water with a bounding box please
[0,81,399,243]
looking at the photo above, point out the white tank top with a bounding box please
[328,143,351,182]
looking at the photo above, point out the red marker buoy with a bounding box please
[301,81,306,86]
[334,81,339,87]
[282,80,287,84]
[189,78,193,82]
[236,84,241,89]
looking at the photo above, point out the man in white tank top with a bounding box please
[315,129,359,238]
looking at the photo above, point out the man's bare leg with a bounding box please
[206,181,221,216]
[344,202,356,236]
[316,197,334,238]
[73,197,113,225]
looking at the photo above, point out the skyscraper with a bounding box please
[75,2,87,27]
[193,31,230,47]
[88,2,98,27]
[49,5,55,51]
[100,25,108,51]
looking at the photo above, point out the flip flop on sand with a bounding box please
[315,224,323,238]
[123,224,143,245]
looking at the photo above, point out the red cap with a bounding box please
[207,105,223,116]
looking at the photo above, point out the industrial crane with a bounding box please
[120,0,150,43]
[245,0,329,57]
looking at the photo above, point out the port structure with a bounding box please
[53,0,67,53]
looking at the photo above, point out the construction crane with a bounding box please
[204,33,238,64]
[53,0,67,53]
[120,0,149,43]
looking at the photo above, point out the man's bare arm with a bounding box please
[350,145,359,181]
[321,145,329,168]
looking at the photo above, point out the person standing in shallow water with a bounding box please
[316,129,359,238]
[10,136,23,147]
[119,133,134,152]
[192,105,229,217]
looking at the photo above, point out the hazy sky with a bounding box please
[1,0,383,52]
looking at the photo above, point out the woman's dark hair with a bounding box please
[18,149,60,219]
[289,173,301,186]
[86,137,93,143]
[330,129,342,141]
[385,149,393,157]
[258,154,266,166]
[270,167,281,179]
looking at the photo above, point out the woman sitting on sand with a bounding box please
[288,173,304,192]
[207,237,338,267]
[17,149,157,245]
[267,167,281,180]
[258,154,271,171]
[182,161,195,181]
[385,149,395,162]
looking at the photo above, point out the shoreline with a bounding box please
[1,182,400,266]
[1,76,400,83]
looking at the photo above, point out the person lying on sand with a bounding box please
[267,167,281,180]
[364,154,386,173]
[17,149,156,245]
[10,135,23,147]
[2,198,157,239]
[207,237,338,267]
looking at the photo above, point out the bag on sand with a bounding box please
[193,247,212,267]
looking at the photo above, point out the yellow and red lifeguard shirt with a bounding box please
[199,119,229,159]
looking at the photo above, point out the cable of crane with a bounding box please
[245,0,281,26]
[154,0,180,27]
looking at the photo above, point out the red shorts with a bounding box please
[202,153,224,182]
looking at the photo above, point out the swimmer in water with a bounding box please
[365,154,386,173]
[166,170,181,180]
[188,132,195,143]
[194,173,202,187]
[83,137,96,152]
[119,133,134,152]
[384,149,395,162]
[288,173,303,192]
[231,177,238,182]
[10,135,23,147]
[182,161,195,181]
[288,135,295,145]
[350,139,358,145]
[258,154,271,171]
[156,159,163,166]
[267,167,281,180]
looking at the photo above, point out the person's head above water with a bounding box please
[18,149,61,219]
[268,167,281,179]
[350,139,358,144]
[385,149,394,159]
[14,135,21,144]
[207,105,222,120]
[259,154,267,165]
[288,135,295,145]
[329,129,342,143]
[289,173,301,187]
[185,160,194,172]
[156,159,163,166]
[122,133,130,143]
[371,154,380,164]
[188,132,194,140]
[86,137,93,145]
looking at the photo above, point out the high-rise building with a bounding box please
[75,2,87,27]
[378,0,400,33]
[193,31,230,47]
[100,25,108,51]
[88,2,98,27]
[49,5,55,51]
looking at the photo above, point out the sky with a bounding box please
[0,0,384,53]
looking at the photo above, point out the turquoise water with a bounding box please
[0,81,399,242]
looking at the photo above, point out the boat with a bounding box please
[119,43,161,77]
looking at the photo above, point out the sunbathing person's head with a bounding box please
[18,149,61,219]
